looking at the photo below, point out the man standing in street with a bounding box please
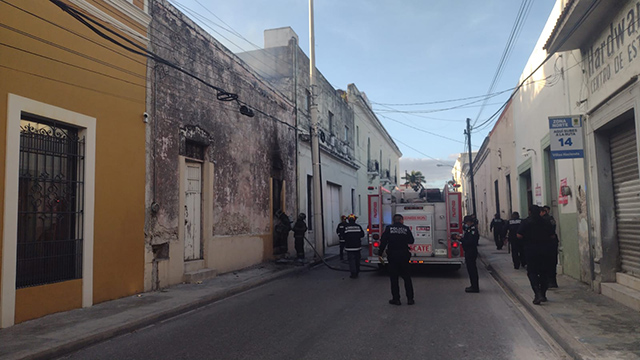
[292,213,308,263]
[379,214,415,305]
[506,212,526,269]
[462,215,480,293]
[543,205,559,288]
[336,215,347,261]
[341,214,364,279]
[490,213,506,250]
[518,205,555,305]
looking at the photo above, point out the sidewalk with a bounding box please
[477,236,640,360]
[0,247,339,360]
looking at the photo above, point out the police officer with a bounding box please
[506,212,525,269]
[292,213,308,262]
[462,215,480,293]
[517,205,555,305]
[490,213,506,250]
[336,215,348,260]
[379,214,415,305]
[341,214,364,279]
[542,205,559,288]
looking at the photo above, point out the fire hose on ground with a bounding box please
[303,236,380,272]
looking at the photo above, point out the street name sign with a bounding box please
[549,115,584,159]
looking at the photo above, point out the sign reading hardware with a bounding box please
[549,116,584,159]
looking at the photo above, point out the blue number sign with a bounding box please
[549,116,584,159]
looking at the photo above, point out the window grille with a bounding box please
[17,115,85,288]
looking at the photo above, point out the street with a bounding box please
[61,252,564,360]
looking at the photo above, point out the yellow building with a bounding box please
[0,0,149,327]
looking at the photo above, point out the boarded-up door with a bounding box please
[185,162,202,261]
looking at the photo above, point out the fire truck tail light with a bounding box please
[373,241,380,248]
[452,242,459,248]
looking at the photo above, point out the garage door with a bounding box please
[610,121,640,277]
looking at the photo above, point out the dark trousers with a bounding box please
[549,241,558,283]
[339,241,345,259]
[347,250,360,276]
[465,247,479,290]
[294,236,304,259]
[511,239,526,268]
[526,247,552,295]
[388,251,413,301]
[493,231,503,249]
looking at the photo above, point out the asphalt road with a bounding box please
[61,255,564,360]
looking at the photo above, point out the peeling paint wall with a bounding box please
[145,0,296,290]
[237,29,359,251]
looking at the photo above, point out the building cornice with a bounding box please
[68,0,150,44]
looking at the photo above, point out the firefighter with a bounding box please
[517,205,555,305]
[379,214,415,305]
[506,212,526,269]
[341,214,364,279]
[462,215,480,293]
[490,213,506,250]
[542,205,559,288]
[292,213,308,262]
[336,215,348,260]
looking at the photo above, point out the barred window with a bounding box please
[17,114,85,288]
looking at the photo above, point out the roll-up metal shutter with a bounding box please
[609,121,640,277]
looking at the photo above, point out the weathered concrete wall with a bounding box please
[237,29,359,251]
[145,0,296,290]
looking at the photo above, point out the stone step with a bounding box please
[601,282,640,312]
[183,268,217,284]
[184,259,205,273]
[617,272,640,292]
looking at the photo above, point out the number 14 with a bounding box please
[559,137,573,147]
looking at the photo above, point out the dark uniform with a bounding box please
[336,218,347,260]
[506,216,525,269]
[462,216,480,292]
[341,217,364,278]
[518,206,555,304]
[292,214,308,260]
[490,215,506,250]
[543,210,559,288]
[379,220,415,304]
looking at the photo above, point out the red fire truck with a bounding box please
[365,184,464,268]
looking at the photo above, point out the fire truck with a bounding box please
[365,184,464,268]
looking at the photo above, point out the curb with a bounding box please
[23,257,330,360]
[479,255,595,360]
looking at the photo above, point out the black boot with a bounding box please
[548,278,558,288]
[533,289,543,305]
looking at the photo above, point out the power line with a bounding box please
[0,64,142,102]
[372,87,515,107]
[473,0,533,127]
[471,0,600,132]
[0,0,147,66]
[377,113,473,146]
[0,42,146,89]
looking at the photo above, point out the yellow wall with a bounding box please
[15,280,82,324]
[1,0,147,322]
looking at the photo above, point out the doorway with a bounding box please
[184,162,202,261]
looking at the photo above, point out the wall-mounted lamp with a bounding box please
[522,147,537,157]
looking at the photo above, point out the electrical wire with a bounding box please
[378,114,467,145]
[473,0,534,127]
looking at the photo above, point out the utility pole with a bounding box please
[309,0,324,256]
[465,118,477,216]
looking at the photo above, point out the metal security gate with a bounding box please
[17,116,85,288]
[609,121,640,277]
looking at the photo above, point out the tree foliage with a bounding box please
[401,170,426,192]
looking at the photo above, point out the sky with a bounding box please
[169,0,557,183]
